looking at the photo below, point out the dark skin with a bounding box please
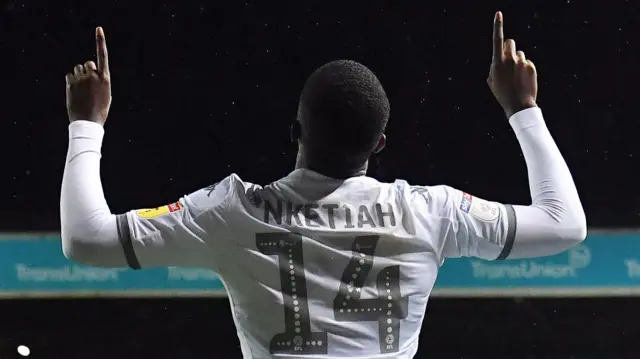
[66,13,536,179]
[66,27,111,125]
[296,12,538,179]
[294,136,386,178]
[487,11,538,118]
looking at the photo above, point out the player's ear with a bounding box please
[373,134,386,153]
[290,121,302,143]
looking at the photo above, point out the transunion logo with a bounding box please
[470,246,592,280]
[15,264,124,282]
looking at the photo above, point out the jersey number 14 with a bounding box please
[256,233,409,355]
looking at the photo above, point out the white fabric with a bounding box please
[60,121,126,267]
[60,107,586,359]
[506,107,587,258]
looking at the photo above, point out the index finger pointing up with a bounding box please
[96,27,110,77]
[492,11,504,61]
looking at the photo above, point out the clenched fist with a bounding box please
[487,12,538,119]
[66,27,111,126]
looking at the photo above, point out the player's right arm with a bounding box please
[411,12,586,261]
[61,27,234,270]
[59,122,235,269]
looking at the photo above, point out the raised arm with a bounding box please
[61,28,229,269]
[422,106,586,261]
[504,108,586,259]
[60,120,231,269]
[487,12,586,258]
[412,13,585,261]
[61,27,122,266]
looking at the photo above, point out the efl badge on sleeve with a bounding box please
[459,193,472,213]
[136,201,183,219]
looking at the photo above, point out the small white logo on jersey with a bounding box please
[469,197,499,222]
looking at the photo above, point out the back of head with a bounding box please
[297,60,390,164]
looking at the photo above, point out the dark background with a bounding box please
[0,0,638,358]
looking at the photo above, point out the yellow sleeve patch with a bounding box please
[135,201,182,219]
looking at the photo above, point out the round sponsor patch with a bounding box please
[469,197,499,222]
[136,201,182,219]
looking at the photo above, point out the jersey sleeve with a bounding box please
[411,185,516,261]
[116,177,233,270]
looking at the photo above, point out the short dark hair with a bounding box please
[297,60,390,162]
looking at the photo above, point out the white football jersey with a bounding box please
[117,169,515,359]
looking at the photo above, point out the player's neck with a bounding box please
[295,151,368,179]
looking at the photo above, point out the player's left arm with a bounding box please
[60,121,231,269]
[416,109,586,261]
[416,184,585,262]
[423,12,586,261]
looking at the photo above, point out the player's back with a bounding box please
[213,169,443,359]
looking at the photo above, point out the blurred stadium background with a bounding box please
[1,0,639,358]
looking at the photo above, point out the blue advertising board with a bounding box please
[0,234,226,298]
[0,231,638,298]
[435,231,640,297]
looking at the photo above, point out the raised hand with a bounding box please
[65,27,112,125]
[487,12,538,119]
